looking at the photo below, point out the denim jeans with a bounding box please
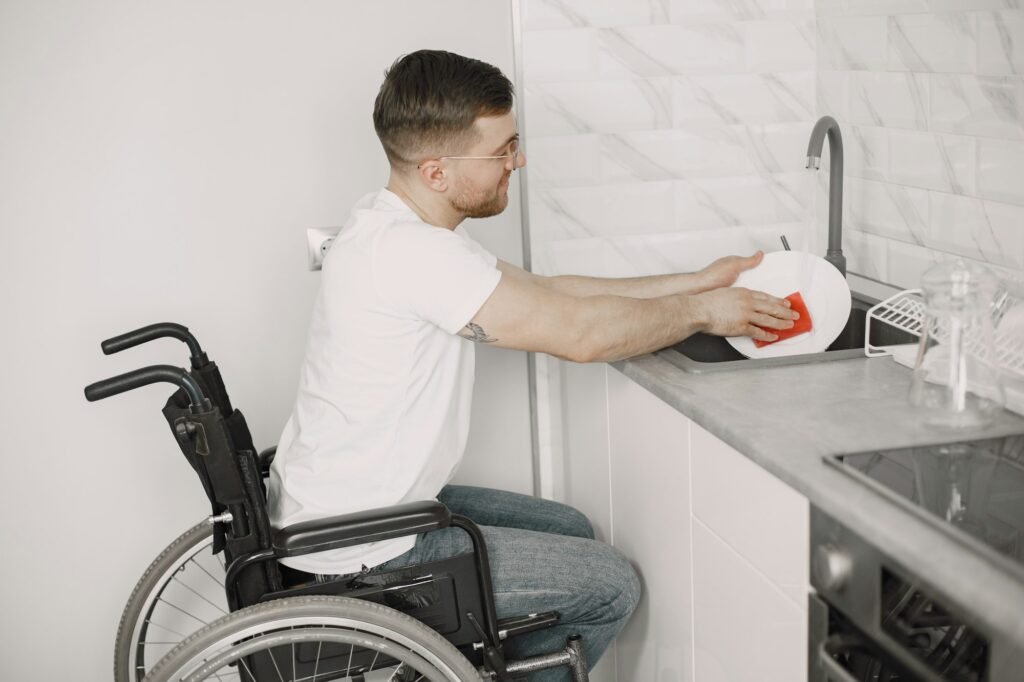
[373,485,642,681]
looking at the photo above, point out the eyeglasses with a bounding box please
[434,138,524,169]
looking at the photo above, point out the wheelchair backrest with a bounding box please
[163,387,281,609]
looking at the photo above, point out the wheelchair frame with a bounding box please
[88,323,590,682]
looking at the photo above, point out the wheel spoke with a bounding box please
[169,573,228,615]
[189,556,228,589]
[155,596,212,627]
[143,618,192,639]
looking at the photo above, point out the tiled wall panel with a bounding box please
[519,0,1024,290]
[521,0,818,278]
[817,4,1024,288]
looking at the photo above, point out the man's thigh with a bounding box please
[378,523,633,622]
[438,485,595,540]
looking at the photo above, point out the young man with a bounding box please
[268,50,797,679]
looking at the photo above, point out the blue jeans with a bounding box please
[374,485,641,681]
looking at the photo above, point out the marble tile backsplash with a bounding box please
[818,3,1024,288]
[519,0,1024,292]
[520,0,818,280]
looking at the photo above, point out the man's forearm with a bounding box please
[544,271,712,299]
[568,293,708,363]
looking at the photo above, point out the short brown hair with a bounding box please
[372,50,514,167]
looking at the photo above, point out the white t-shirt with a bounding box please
[268,188,502,575]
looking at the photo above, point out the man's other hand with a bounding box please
[698,251,764,291]
[692,287,799,344]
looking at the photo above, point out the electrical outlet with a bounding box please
[306,227,340,271]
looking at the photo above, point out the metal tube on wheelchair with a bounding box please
[100,322,208,365]
[450,514,502,650]
[84,364,209,408]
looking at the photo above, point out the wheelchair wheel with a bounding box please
[144,594,482,682]
[116,521,227,682]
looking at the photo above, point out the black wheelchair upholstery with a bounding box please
[87,322,574,682]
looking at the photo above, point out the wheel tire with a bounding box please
[144,594,482,682]
[115,521,223,682]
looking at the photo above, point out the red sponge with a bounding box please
[753,291,813,348]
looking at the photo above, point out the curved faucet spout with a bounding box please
[805,115,846,277]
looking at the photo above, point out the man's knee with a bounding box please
[564,506,596,540]
[584,544,641,623]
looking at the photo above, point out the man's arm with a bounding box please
[461,261,797,363]
[496,252,765,299]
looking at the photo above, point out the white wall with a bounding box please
[0,1,529,678]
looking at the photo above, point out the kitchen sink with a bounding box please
[657,293,918,373]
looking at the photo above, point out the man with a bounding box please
[268,49,797,680]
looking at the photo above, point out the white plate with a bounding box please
[726,250,852,358]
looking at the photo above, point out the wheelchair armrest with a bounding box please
[273,500,451,558]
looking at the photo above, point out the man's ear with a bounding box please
[416,159,447,192]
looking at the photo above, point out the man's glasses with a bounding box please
[436,138,524,169]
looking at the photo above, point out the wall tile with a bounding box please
[977,136,1024,205]
[524,79,674,137]
[605,129,754,181]
[888,131,975,194]
[930,74,1024,139]
[846,0,930,13]
[672,72,814,127]
[521,0,668,30]
[885,239,947,290]
[846,124,888,181]
[817,70,850,121]
[744,122,813,173]
[928,193,1024,269]
[672,0,814,23]
[978,11,1024,76]
[927,0,1019,11]
[888,13,976,74]
[746,20,816,72]
[849,72,929,130]
[523,135,604,188]
[816,0,847,15]
[599,25,745,77]
[817,16,888,71]
[845,228,891,280]
[674,173,808,230]
[522,29,601,83]
[844,177,930,246]
[530,182,677,240]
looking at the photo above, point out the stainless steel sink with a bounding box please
[657,293,917,373]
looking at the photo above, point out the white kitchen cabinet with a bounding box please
[607,367,694,682]
[553,363,811,681]
[690,423,809,607]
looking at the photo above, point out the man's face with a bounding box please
[445,113,524,220]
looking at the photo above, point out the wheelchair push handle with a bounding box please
[101,323,209,367]
[84,364,210,410]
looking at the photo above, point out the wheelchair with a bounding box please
[87,323,590,682]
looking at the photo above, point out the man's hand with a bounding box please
[698,251,765,292]
[691,286,798,344]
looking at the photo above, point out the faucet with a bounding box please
[805,116,846,277]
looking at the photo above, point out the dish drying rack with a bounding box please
[864,286,1024,416]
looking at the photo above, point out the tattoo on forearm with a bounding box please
[462,322,497,343]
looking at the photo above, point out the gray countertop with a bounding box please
[613,351,1024,646]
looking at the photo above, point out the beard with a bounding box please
[449,174,511,219]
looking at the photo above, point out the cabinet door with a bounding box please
[607,368,693,682]
[690,423,809,681]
